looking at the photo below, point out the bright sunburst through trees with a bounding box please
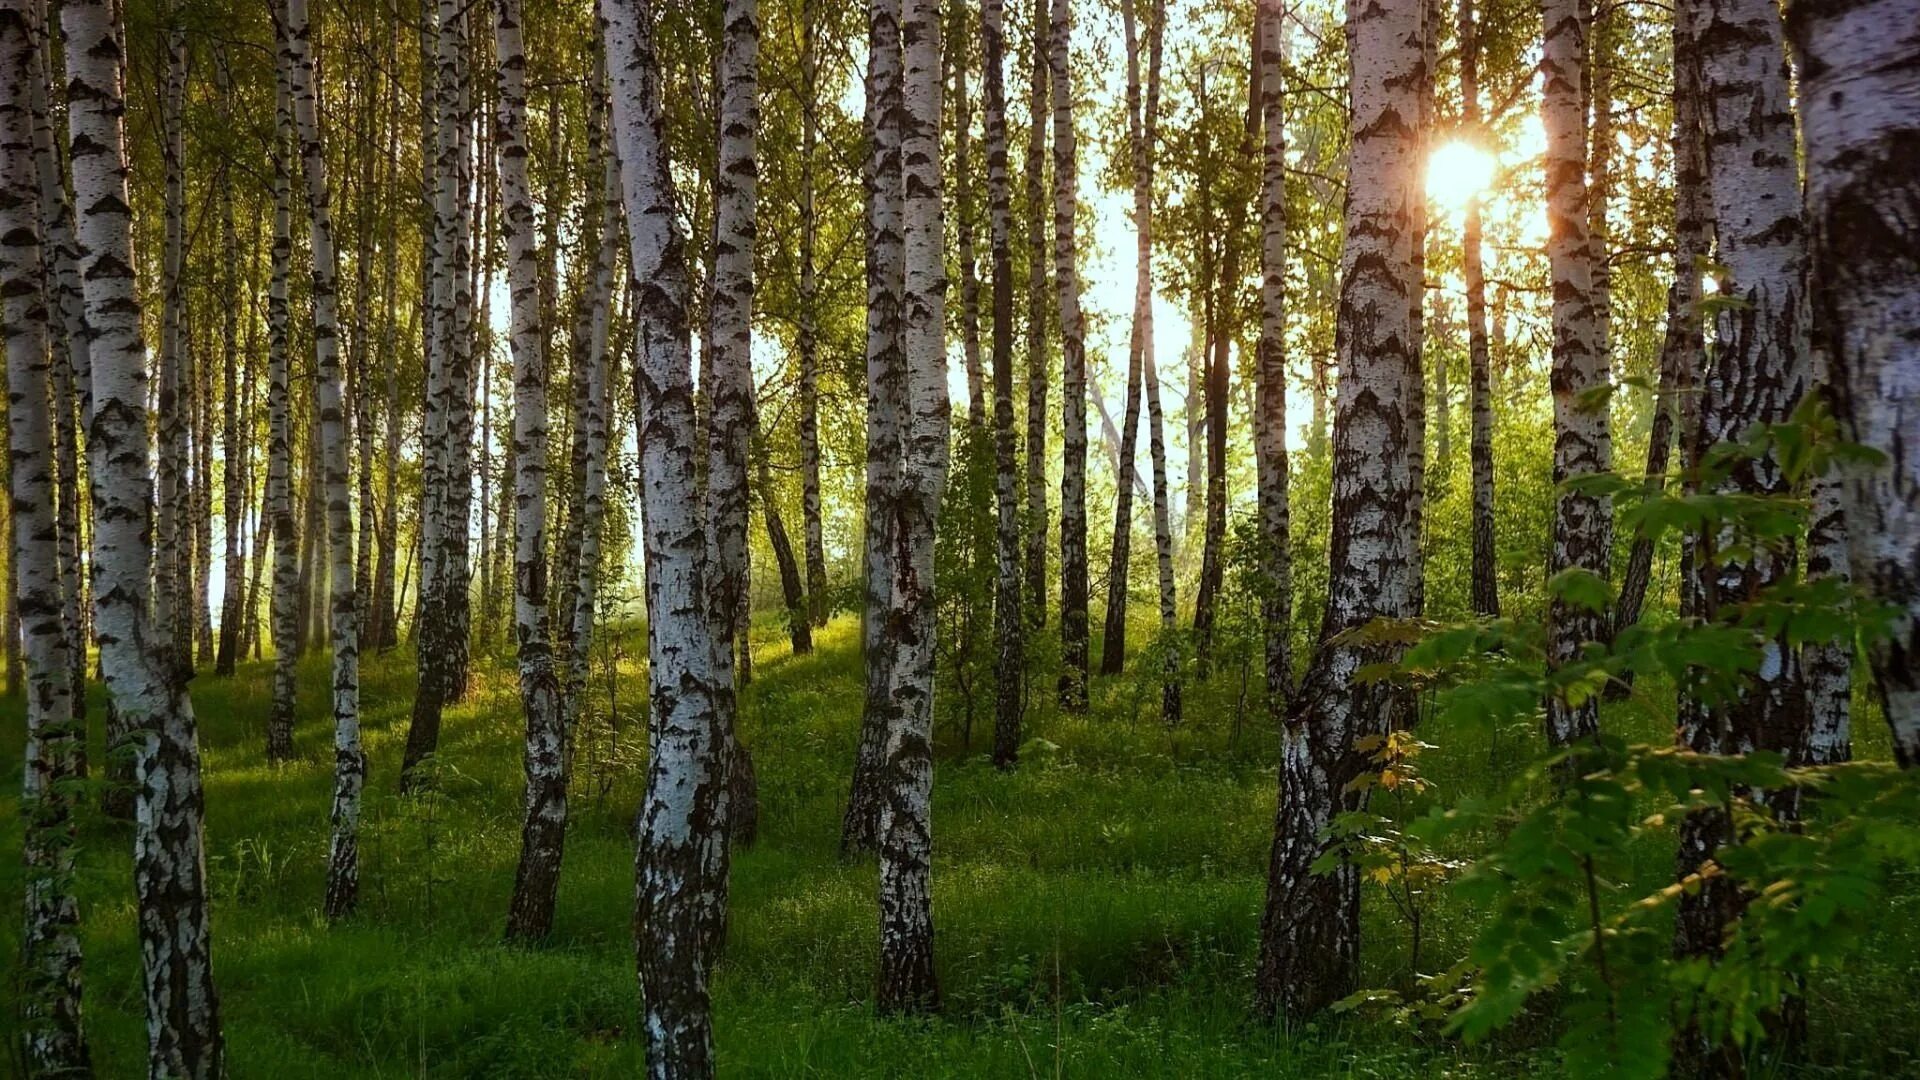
[2,0,1919,1075]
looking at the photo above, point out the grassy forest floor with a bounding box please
[5,612,1919,1077]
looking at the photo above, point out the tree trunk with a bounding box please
[1540,0,1611,747]
[404,0,474,786]
[762,455,813,654]
[1613,0,1708,638]
[1789,0,1920,768]
[495,0,568,944]
[26,0,93,776]
[982,0,1024,766]
[563,48,618,744]
[1,4,89,1063]
[1051,0,1089,711]
[1254,0,1420,1021]
[284,0,365,922]
[604,0,735,1066]
[158,24,193,682]
[877,0,948,1013]
[1141,0,1178,723]
[799,0,829,627]
[843,0,906,857]
[267,49,300,763]
[1099,0,1152,680]
[215,52,246,676]
[1022,0,1049,630]
[1673,0,1816,983]
[1255,0,1291,709]
[63,0,225,1067]
[706,0,761,849]
[1461,0,1499,619]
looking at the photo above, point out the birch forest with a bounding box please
[3,0,1919,1073]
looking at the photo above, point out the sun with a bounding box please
[1427,140,1497,214]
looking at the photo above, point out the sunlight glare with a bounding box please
[1427,140,1497,214]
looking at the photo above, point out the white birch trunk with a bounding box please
[844,0,905,856]
[1788,0,1920,767]
[1256,0,1292,709]
[603,0,734,1069]
[982,0,1025,767]
[1050,0,1089,710]
[267,42,300,762]
[1255,0,1420,1021]
[61,0,225,1068]
[877,0,947,1013]
[1540,0,1611,747]
[496,0,568,942]
[284,0,365,923]
[1,3,88,1064]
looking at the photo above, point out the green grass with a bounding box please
[4,613,1917,1076]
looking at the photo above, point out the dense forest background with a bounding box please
[2,0,1918,1073]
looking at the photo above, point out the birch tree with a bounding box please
[708,0,761,843]
[877,0,948,1012]
[2,1,88,1063]
[157,23,192,679]
[1670,0,1820,972]
[1139,0,1175,723]
[215,48,247,677]
[1789,0,1920,768]
[1613,0,1705,637]
[267,41,300,763]
[844,0,904,856]
[62,0,225,1067]
[1255,0,1291,709]
[1540,0,1610,747]
[604,0,734,1068]
[405,0,476,785]
[1255,0,1420,1020]
[1022,0,1048,629]
[982,0,1024,767]
[285,0,365,922]
[1050,0,1089,710]
[1098,0,1152,678]
[1460,0,1499,618]
[496,0,568,943]
[799,0,829,627]
[24,0,93,782]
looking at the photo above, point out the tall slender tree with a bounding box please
[708,0,761,846]
[604,0,734,1067]
[844,0,905,856]
[1789,0,1919,767]
[1540,0,1610,747]
[1613,0,1706,638]
[1460,0,1499,619]
[1050,0,1089,710]
[1021,0,1048,630]
[798,0,829,627]
[497,0,568,943]
[2,0,89,1063]
[982,0,1023,767]
[1673,0,1816,965]
[266,40,300,763]
[1255,0,1291,708]
[1098,0,1152,678]
[284,0,364,921]
[1138,0,1175,724]
[877,0,948,1012]
[62,0,225,1067]
[1255,0,1421,1021]
[157,22,193,680]
[215,50,247,677]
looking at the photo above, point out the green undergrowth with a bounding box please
[3,611,1915,1076]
